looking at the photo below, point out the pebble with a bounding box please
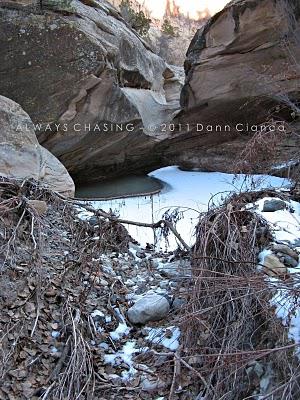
[262,199,286,212]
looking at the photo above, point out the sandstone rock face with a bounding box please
[2,0,299,180]
[182,0,300,124]
[0,0,183,182]
[0,96,75,196]
[172,0,300,172]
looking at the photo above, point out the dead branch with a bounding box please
[56,194,191,251]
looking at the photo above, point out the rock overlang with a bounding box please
[0,0,183,182]
[182,0,300,125]
[171,0,300,171]
[1,0,300,181]
[0,96,75,196]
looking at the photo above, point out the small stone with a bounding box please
[283,255,298,268]
[125,279,136,287]
[261,254,288,277]
[262,199,286,212]
[88,216,99,226]
[172,298,186,310]
[159,280,169,289]
[272,244,299,262]
[141,376,166,392]
[28,200,48,216]
[136,250,146,259]
[157,259,191,278]
[127,294,170,325]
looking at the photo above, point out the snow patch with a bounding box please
[109,308,131,341]
[255,198,300,244]
[145,326,180,351]
[104,341,141,381]
[253,197,300,357]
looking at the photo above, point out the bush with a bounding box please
[120,0,151,36]
[40,0,74,11]
[162,18,176,36]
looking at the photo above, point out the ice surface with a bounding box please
[89,167,288,250]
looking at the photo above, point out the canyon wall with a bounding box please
[0,0,300,184]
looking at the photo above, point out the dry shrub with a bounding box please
[0,177,132,400]
[233,120,290,175]
[180,191,300,399]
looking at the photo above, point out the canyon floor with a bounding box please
[1,173,300,399]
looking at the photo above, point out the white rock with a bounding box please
[127,294,170,324]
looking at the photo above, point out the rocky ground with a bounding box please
[1,176,300,399]
[0,177,196,399]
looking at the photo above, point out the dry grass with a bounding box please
[179,191,300,399]
[0,177,133,400]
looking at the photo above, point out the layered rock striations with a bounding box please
[1,0,300,181]
[0,0,183,182]
[172,0,300,171]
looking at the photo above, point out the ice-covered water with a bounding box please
[80,166,289,250]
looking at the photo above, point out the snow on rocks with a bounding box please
[110,307,131,340]
[84,243,185,389]
[104,341,141,381]
[270,284,300,354]
[254,197,300,245]
[145,326,181,351]
[253,195,300,360]
[127,294,171,324]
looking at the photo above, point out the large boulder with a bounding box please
[170,0,300,171]
[182,0,300,125]
[0,96,75,196]
[0,0,183,182]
